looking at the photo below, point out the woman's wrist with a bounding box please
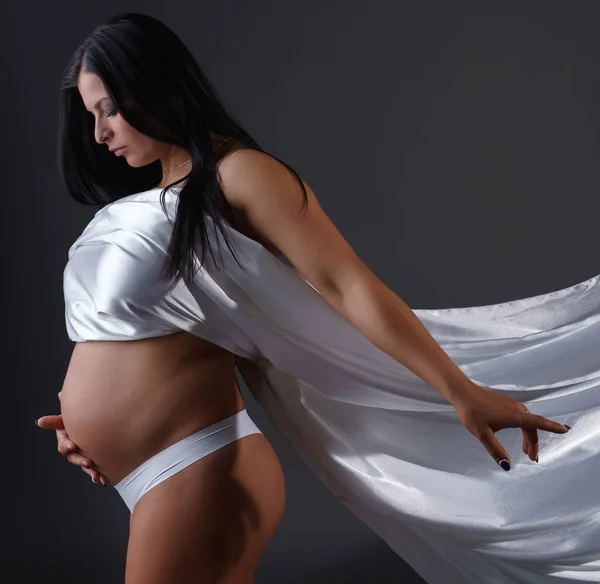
[441,377,483,407]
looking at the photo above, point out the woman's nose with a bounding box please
[94,122,109,145]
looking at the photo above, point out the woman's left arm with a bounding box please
[217,149,569,467]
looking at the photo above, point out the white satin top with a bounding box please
[64,187,263,356]
[63,186,600,583]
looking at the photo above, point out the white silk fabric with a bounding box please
[64,188,600,583]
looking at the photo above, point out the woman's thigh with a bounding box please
[124,433,286,584]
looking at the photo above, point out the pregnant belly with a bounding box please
[59,333,243,485]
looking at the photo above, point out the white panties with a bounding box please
[114,409,262,513]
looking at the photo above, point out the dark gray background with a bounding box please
[4,1,600,582]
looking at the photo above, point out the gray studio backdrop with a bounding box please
[5,1,600,582]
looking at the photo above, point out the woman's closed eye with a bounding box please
[87,108,118,119]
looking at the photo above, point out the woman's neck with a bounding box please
[154,135,229,189]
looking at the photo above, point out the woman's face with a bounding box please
[77,71,173,167]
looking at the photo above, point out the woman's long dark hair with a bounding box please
[58,12,307,287]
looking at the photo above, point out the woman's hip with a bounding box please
[123,411,286,583]
[114,408,266,513]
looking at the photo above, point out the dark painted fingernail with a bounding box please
[68,447,75,453]
[499,459,510,471]
[83,464,90,469]
[34,419,39,426]
[564,424,571,431]
[536,455,539,463]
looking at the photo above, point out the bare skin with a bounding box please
[40,68,572,583]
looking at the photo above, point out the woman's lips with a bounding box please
[114,147,126,156]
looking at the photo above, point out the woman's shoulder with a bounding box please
[214,138,252,172]
[214,142,286,258]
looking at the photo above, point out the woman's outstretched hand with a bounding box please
[450,382,570,470]
[35,414,109,486]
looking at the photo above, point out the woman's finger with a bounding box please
[56,435,80,457]
[522,432,530,457]
[81,466,96,480]
[81,465,104,485]
[478,428,511,470]
[521,427,539,462]
[67,457,109,486]
[65,452,96,469]
[64,453,109,484]
[88,468,109,486]
[525,413,570,435]
[79,464,108,485]
[35,415,65,430]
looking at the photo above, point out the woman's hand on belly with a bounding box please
[35,412,109,487]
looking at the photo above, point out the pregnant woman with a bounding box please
[37,12,573,584]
